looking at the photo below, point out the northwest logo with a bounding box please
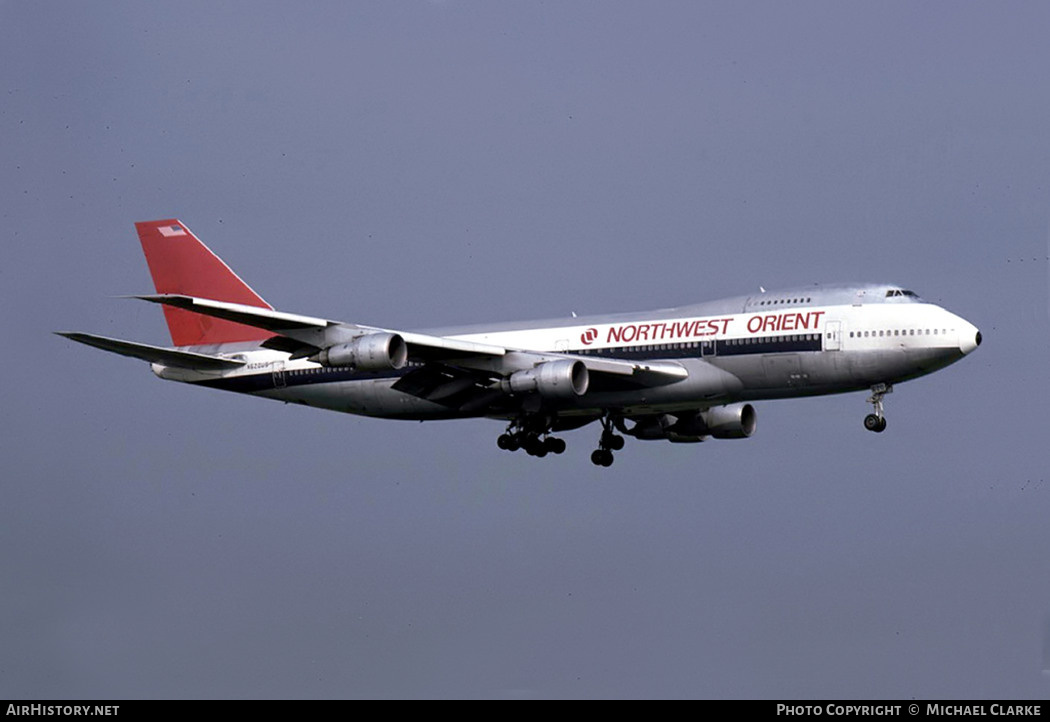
[580,328,598,345]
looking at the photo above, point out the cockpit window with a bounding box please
[886,289,920,299]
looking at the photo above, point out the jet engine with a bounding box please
[688,403,757,439]
[313,332,408,371]
[500,359,589,399]
[627,403,756,442]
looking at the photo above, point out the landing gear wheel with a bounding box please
[863,384,892,434]
[497,433,522,451]
[591,414,623,467]
[863,414,886,433]
[545,437,566,455]
[524,436,547,457]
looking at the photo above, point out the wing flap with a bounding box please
[399,331,506,359]
[392,364,506,413]
[579,356,688,382]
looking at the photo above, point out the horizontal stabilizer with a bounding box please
[56,332,245,371]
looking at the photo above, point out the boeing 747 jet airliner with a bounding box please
[59,220,982,466]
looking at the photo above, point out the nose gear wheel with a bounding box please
[864,383,892,433]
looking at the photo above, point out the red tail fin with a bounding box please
[136,219,274,347]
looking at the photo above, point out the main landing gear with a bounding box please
[497,418,566,458]
[863,383,892,433]
[590,416,625,467]
[495,414,627,466]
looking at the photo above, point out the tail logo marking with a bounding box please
[158,224,187,237]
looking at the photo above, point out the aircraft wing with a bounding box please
[56,332,246,371]
[133,295,337,334]
[133,295,508,359]
[132,294,689,390]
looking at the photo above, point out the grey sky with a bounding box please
[2,1,1049,699]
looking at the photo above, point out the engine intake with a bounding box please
[501,360,589,399]
[314,332,408,371]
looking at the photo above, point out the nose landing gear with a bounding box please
[863,383,892,433]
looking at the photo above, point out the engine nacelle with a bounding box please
[628,404,756,442]
[691,403,757,439]
[500,359,589,399]
[314,332,408,371]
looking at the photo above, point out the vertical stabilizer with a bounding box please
[135,219,274,347]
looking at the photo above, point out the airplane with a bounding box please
[58,219,982,467]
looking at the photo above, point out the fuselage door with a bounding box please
[825,320,842,351]
[271,360,287,388]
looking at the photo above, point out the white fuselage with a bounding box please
[154,283,980,422]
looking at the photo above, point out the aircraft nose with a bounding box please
[960,323,982,355]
